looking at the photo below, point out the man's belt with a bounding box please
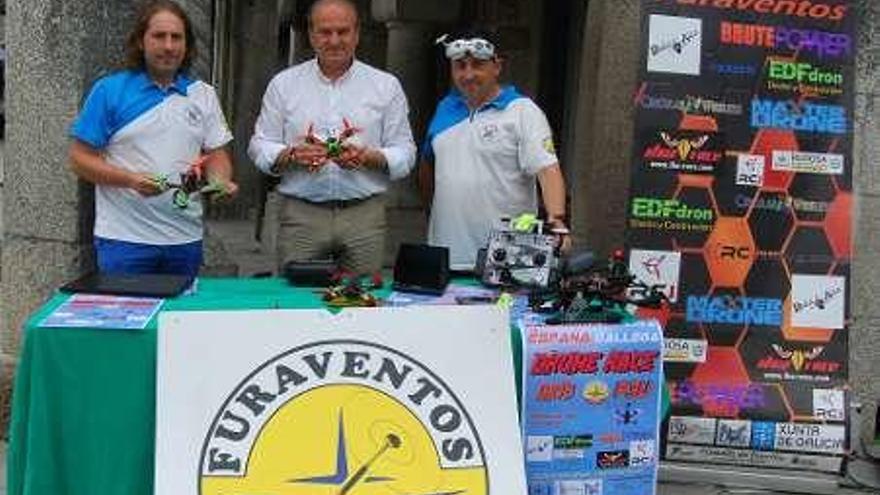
[295,194,374,209]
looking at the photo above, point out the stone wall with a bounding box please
[569,0,640,256]
[0,0,214,437]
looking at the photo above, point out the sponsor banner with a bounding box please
[668,380,767,413]
[772,150,844,175]
[685,295,783,326]
[628,197,714,233]
[523,322,663,495]
[633,0,854,473]
[736,154,765,187]
[647,15,702,75]
[636,88,745,116]
[813,388,846,422]
[751,99,847,135]
[719,21,852,60]
[766,61,844,99]
[641,129,723,173]
[751,421,776,451]
[665,444,844,474]
[738,326,849,387]
[667,416,716,445]
[760,344,842,382]
[154,307,526,494]
[628,249,682,303]
[667,0,849,22]
[715,419,751,448]
[663,338,707,363]
[774,422,846,455]
[790,274,846,329]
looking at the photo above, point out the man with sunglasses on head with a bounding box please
[418,30,571,271]
[249,0,416,274]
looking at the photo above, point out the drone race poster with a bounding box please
[627,0,853,472]
[153,306,526,494]
[522,321,664,495]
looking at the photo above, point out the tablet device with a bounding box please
[59,272,191,298]
[392,244,450,295]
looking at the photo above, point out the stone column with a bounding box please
[569,0,640,257]
[372,0,460,260]
[382,19,432,243]
[0,0,132,431]
[851,0,880,443]
[0,0,213,430]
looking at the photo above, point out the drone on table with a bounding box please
[152,155,226,209]
[305,119,361,160]
[321,271,383,308]
[528,249,668,324]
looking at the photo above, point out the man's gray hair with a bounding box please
[308,0,360,29]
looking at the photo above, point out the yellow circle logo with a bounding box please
[199,340,488,494]
[582,380,610,404]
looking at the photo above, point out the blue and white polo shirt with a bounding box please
[71,69,232,245]
[423,86,559,269]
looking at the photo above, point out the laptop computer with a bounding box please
[59,272,192,298]
[392,244,450,296]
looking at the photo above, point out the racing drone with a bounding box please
[321,271,383,308]
[529,249,668,324]
[153,155,226,209]
[305,119,361,159]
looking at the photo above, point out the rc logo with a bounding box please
[628,249,682,302]
[736,154,765,187]
[629,440,656,467]
[647,15,702,76]
[199,341,487,494]
[813,389,846,422]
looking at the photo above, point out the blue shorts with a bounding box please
[94,237,203,279]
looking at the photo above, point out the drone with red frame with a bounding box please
[321,270,383,307]
[305,119,361,160]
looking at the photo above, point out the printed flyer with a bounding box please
[522,321,663,495]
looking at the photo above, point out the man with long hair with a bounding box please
[249,0,416,274]
[68,0,237,279]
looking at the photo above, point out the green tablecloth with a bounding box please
[6,278,524,495]
[7,278,667,495]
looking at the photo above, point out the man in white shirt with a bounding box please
[68,0,237,279]
[249,0,416,274]
[418,30,570,270]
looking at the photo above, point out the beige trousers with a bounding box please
[277,195,386,274]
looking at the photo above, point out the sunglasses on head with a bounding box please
[435,33,496,60]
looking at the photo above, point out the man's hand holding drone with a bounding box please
[274,119,386,173]
[149,154,238,209]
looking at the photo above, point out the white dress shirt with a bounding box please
[248,59,416,201]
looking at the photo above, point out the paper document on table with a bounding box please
[40,293,164,330]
